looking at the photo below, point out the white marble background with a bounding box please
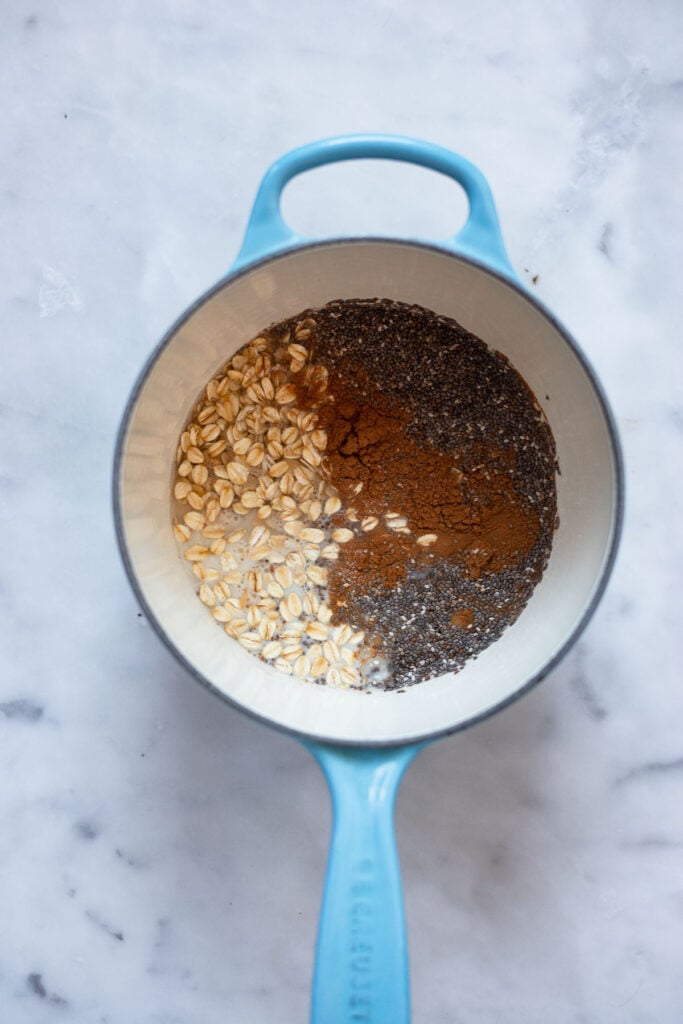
[2,0,682,1020]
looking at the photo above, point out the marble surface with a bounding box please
[2,1,682,1020]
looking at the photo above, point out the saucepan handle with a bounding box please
[232,134,514,276]
[306,741,424,1024]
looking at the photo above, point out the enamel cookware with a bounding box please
[114,135,623,1023]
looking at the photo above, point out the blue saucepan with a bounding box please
[114,135,623,1022]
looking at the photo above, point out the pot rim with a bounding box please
[112,236,625,748]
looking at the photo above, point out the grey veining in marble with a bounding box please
[2,0,682,1021]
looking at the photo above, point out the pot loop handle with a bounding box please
[233,133,514,277]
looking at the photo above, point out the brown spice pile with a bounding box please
[316,375,540,591]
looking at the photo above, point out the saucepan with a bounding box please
[113,135,623,1022]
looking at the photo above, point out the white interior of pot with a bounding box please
[117,241,620,745]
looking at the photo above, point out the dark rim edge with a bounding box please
[112,237,625,749]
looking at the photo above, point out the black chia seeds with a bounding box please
[272,298,559,689]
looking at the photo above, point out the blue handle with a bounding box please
[306,741,425,1024]
[233,134,514,277]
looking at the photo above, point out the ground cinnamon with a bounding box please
[315,372,540,593]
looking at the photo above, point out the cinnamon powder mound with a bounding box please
[276,298,558,688]
[316,375,540,591]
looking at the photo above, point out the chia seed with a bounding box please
[273,298,558,689]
